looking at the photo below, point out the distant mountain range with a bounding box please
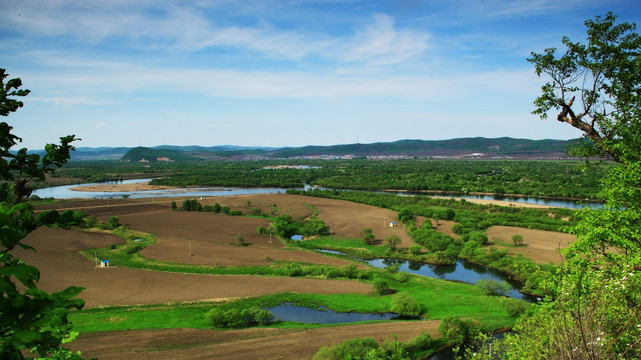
[21,137,580,161]
[106,137,575,162]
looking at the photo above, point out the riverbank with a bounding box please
[68,181,564,209]
[70,181,172,192]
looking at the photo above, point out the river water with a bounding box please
[32,178,596,209]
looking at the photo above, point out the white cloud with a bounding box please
[340,14,430,65]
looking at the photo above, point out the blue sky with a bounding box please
[1,1,639,149]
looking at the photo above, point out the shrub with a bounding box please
[476,279,511,296]
[374,278,391,295]
[313,337,379,360]
[108,216,120,229]
[512,234,524,246]
[469,231,488,245]
[250,207,263,216]
[390,293,421,318]
[170,201,177,210]
[228,209,243,216]
[359,227,376,245]
[83,215,97,228]
[438,317,478,347]
[235,233,247,246]
[384,234,401,250]
[409,244,422,255]
[203,204,214,212]
[213,203,222,213]
[205,306,274,328]
[221,206,230,214]
[502,298,529,317]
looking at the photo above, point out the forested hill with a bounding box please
[117,137,574,162]
[270,138,571,158]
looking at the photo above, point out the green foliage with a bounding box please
[476,279,511,297]
[205,305,274,328]
[181,199,201,211]
[170,201,177,210]
[469,231,488,245]
[107,216,120,229]
[469,14,641,360]
[511,234,523,246]
[235,233,247,246]
[397,207,414,224]
[384,234,401,250]
[528,12,641,163]
[312,337,380,360]
[359,227,376,245]
[373,278,391,295]
[0,68,84,358]
[501,298,529,317]
[408,244,422,255]
[438,317,478,347]
[390,293,421,318]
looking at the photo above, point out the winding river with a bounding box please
[32,178,598,209]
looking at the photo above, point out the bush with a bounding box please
[108,216,120,229]
[409,244,422,255]
[313,337,379,360]
[235,233,247,246]
[390,293,421,318]
[374,278,391,295]
[469,231,488,245]
[205,306,274,328]
[438,317,478,347]
[250,207,263,216]
[83,215,97,228]
[502,298,529,317]
[512,234,524,246]
[359,227,376,245]
[203,204,214,212]
[385,234,401,250]
[476,279,511,296]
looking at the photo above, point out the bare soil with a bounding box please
[69,321,440,360]
[25,189,574,359]
[18,227,373,308]
[486,225,576,264]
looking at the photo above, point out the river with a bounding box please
[32,179,597,209]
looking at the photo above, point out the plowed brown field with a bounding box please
[25,191,574,359]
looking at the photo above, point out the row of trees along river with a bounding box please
[53,158,610,201]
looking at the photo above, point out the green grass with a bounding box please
[71,275,524,334]
[74,227,526,335]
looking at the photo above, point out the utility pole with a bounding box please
[188,240,192,256]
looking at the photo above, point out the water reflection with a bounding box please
[268,303,396,324]
[32,179,597,209]
[315,249,535,302]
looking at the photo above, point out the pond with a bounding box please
[316,250,537,302]
[268,303,397,324]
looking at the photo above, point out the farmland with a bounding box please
[22,176,582,359]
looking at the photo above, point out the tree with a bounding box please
[476,279,511,297]
[528,12,641,163]
[235,233,247,246]
[384,234,401,250]
[390,293,421,318]
[0,69,84,358]
[470,14,641,359]
[511,234,524,246]
[359,227,376,245]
